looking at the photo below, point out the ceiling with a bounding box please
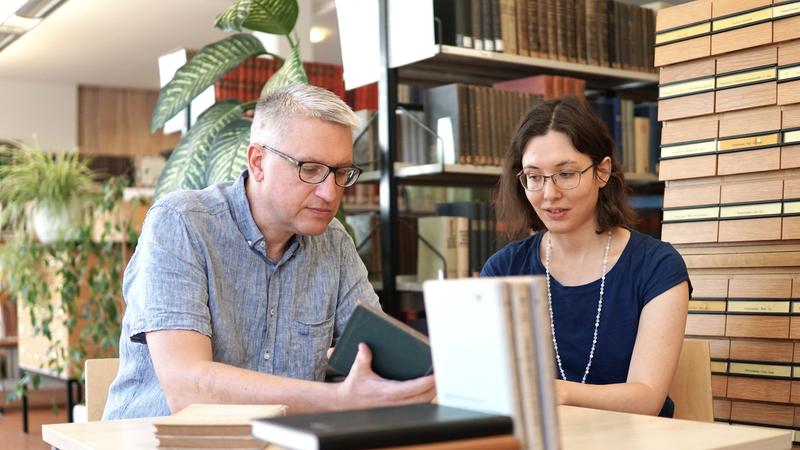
[0,0,257,89]
[0,0,684,91]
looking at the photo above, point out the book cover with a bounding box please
[251,403,513,450]
[327,302,432,381]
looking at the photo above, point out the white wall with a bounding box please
[0,78,77,151]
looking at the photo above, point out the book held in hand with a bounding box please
[328,301,432,381]
[250,403,513,450]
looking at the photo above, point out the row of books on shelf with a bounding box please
[346,201,503,285]
[213,56,379,111]
[426,83,542,166]
[590,97,660,176]
[435,0,657,73]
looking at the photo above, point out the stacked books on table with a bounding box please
[251,276,557,450]
[251,403,516,450]
[152,403,287,449]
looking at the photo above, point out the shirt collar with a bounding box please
[228,170,303,258]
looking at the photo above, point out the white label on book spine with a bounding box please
[729,362,792,378]
[661,140,717,158]
[655,22,711,45]
[713,8,773,32]
[716,67,777,90]
[774,1,800,18]
[660,77,715,99]
[719,202,782,219]
[663,206,720,222]
[784,130,800,144]
[779,65,800,82]
[726,300,790,314]
[785,201,800,215]
[792,301,800,314]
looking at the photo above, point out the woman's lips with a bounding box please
[543,207,568,219]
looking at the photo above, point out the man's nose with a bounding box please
[315,172,340,202]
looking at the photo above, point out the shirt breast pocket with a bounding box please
[289,313,335,381]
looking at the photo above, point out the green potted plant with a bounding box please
[151,0,354,236]
[0,140,95,243]
[0,141,140,393]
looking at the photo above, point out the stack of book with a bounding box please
[424,276,560,450]
[152,403,287,449]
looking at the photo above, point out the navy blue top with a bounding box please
[481,229,690,386]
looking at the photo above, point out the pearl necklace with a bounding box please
[544,230,612,384]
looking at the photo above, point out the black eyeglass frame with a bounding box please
[516,164,595,192]
[256,143,363,188]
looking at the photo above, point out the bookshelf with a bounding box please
[398,45,659,89]
[370,0,664,317]
[654,0,800,441]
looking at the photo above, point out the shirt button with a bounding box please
[269,308,275,316]
[263,352,271,360]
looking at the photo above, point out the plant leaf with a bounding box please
[154,100,245,200]
[215,0,299,35]
[151,34,265,132]
[335,206,355,242]
[261,43,307,97]
[205,119,252,185]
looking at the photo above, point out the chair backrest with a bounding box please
[85,358,120,421]
[668,339,714,422]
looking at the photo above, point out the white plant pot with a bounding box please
[32,201,83,244]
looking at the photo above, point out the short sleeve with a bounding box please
[480,251,504,277]
[122,205,211,344]
[641,241,690,307]
[334,223,380,339]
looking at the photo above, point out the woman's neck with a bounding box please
[547,222,613,266]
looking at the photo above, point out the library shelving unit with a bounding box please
[655,0,800,440]
[371,1,660,318]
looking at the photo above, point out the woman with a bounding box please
[481,96,689,417]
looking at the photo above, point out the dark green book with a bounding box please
[328,302,432,381]
[251,403,513,450]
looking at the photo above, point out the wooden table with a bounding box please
[42,405,792,450]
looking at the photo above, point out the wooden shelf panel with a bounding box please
[397,45,659,89]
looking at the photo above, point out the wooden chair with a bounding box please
[85,358,120,421]
[668,339,714,422]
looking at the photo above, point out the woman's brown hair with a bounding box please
[496,96,638,240]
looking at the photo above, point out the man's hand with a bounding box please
[335,343,436,410]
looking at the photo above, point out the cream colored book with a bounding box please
[153,403,287,436]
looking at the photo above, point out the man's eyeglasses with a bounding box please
[516,164,594,191]
[257,144,363,188]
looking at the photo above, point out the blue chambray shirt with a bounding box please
[102,172,379,419]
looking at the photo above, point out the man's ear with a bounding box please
[247,144,265,181]
[597,156,612,187]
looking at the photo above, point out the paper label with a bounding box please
[717,133,780,152]
[663,206,720,222]
[661,140,717,158]
[716,67,776,89]
[656,22,711,45]
[729,362,792,378]
[660,77,715,98]
[719,202,782,219]
[713,8,772,32]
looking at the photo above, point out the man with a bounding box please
[103,84,435,419]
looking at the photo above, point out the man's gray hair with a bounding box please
[251,84,360,146]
